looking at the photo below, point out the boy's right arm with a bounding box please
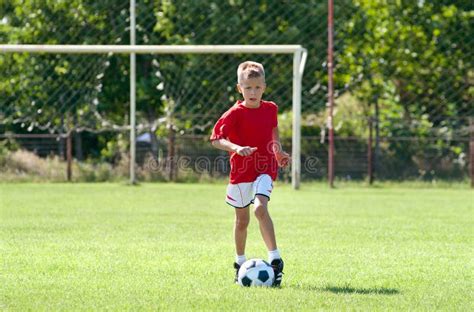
[211,139,257,156]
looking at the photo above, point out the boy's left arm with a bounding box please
[272,127,290,167]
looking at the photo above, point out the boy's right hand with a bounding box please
[235,146,257,156]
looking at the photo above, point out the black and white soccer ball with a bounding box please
[237,258,274,287]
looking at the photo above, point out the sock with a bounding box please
[268,249,281,262]
[236,255,246,266]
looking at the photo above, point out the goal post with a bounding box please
[0,44,307,189]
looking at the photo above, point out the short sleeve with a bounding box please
[210,109,236,141]
[271,102,278,128]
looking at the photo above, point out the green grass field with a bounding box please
[1,183,472,311]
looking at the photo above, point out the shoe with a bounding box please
[233,262,240,284]
[271,258,284,287]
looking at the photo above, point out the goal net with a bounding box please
[0,45,307,187]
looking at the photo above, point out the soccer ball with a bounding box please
[237,258,274,287]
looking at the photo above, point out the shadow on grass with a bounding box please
[291,284,400,295]
[324,285,399,295]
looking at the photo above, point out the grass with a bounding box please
[0,182,472,311]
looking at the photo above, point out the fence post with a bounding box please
[59,115,65,159]
[129,0,137,185]
[368,117,374,184]
[470,117,473,188]
[168,128,176,181]
[67,131,72,182]
[374,95,380,178]
[327,0,335,188]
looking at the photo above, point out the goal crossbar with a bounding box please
[0,44,307,189]
[0,44,304,55]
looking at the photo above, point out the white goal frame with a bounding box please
[0,44,307,189]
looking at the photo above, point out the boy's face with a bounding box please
[237,76,266,107]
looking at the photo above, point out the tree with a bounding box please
[335,0,473,179]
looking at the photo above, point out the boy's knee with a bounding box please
[235,216,250,230]
[253,204,268,220]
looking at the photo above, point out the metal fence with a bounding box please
[0,1,472,184]
[1,132,469,183]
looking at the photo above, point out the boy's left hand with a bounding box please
[275,151,291,168]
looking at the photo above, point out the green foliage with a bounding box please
[0,136,19,167]
[337,0,472,125]
[333,1,472,177]
[99,132,129,163]
[0,1,471,180]
[0,0,129,133]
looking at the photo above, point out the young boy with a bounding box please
[210,61,290,287]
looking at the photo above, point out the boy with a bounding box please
[210,61,290,287]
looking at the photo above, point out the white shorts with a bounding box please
[225,174,273,208]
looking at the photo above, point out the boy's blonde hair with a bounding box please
[237,61,265,84]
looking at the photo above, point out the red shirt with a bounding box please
[210,100,279,184]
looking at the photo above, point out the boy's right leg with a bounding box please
[233,206,250,282]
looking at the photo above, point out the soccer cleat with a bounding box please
[233,262,241,284]
[271,258,284,287]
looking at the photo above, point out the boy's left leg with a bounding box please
[253,195,277,251]
[253,194,284,286]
